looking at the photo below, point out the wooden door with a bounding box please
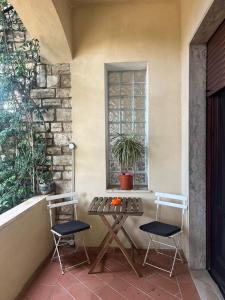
[207,20,225,97]
[207,19,225,296]
[207,88,225,296]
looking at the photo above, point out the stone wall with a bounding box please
[0,6,73,222]
[0,6,73,199]
[31,63,73,222]
[30,63,72,193]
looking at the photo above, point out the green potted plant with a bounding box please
[38,171,55,195]
[112,133,144,190]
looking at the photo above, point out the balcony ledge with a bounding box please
[0,194,52,300]
[0,195,46,230]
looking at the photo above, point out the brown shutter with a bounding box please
[207,19,225,96]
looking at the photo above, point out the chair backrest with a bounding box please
[155,192,188,230]
[46,192,78,227]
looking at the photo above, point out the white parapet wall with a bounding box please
[0,195,53,300]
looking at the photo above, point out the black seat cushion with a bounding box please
[52,220,90,236]
[139,221,180,237]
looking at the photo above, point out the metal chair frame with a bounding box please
[46,192,90,275]
[143,192,188,277]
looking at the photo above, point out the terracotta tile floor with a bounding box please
[18,247,200,300]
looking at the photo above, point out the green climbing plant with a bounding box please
[0,1,50,213]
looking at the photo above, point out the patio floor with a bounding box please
[18,247,200,300]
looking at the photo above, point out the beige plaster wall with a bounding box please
[53,0,73,56]
[180,0,214,260]
[181,0,214,46]
[72,0,182,248]
[0,197,53,300]
[10,0,72,63]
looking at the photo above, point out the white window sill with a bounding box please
[106,189,153,193]
[0,195,47,230]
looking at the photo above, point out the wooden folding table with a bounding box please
[88,197,143,277]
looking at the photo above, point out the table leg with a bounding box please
[101,215,142,277]
[88,215,126,274]
[113,215,138,250]
[113,215,139,261]
[96,216,120,252]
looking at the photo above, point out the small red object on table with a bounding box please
[111,197,121,206]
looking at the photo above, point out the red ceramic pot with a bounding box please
[119,174,133,190]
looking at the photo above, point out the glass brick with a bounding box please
[121,123,133,134]
[109,160,120,172]
[134,70,146,82]
[121,71,133,83]
[124,166,134,172]
[134,97,145,109]
[110,172,120,185]
[108,72,120,84]
[108,148,114,160]
[136,135,145,145]
[134,123,145,135]
[109,135,115,146]
[109,123,120,135]
[135,110,145,122]
[109,97,120,109]
[121,97,132,109]
[134,83,145,96]
[140,152,146,160]
[109,85,120,96]
[136,160,145,171]
[134,173,146,184]
[121,110,133,122]
[109,110,120,122]
[121,84,133,96]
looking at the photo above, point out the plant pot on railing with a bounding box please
[119,173,133,190]
[39,181,55,195]
[38,171,55,195]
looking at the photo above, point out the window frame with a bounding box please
[105,62,149,190]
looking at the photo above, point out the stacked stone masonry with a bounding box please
[31,63,73,221]
[1,9,73,221]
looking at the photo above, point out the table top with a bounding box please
[88,197,143,216]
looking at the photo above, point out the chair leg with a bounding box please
[51,230,91,274]
[74,234,78,253]
[143,233,184,277]
[53,234,64,275]
[73,233,90,265]
[169,240,178,277]
[83,237,90,264]
[51,245,58,261]
[169,234,182,277]
[73,232,90,264]
[174,234,184,263]
[143,234,152,266]
[150,234,159,254]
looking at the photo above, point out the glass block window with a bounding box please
[107,69,148,188]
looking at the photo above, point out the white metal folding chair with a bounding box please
[140,192,188,277]
[46,192,90,275]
